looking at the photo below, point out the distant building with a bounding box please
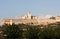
[2,19,12,25]
[21,12,38,19]
[2,12,40,25]
[2,12,60,25]
[50,16,56,20]
[55,16,60,22]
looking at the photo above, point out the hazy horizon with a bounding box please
[0,0,60,25]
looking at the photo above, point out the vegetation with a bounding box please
[2,24,23,39]
[0,22,60,39]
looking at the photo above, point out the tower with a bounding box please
[28,11,31,19]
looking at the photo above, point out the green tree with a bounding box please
[2,24,22,39]
[26,26,40,39]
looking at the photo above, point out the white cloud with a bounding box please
[44,15,52,19]
[39,15,52,19]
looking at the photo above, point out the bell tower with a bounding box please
[28,11,31,19]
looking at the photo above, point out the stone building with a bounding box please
[2,12,60,25]
[2,12,40,25]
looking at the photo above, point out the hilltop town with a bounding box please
[1,12,60,39]
[2,12,60,25]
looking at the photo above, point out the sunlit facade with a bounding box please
[2,12,60,25]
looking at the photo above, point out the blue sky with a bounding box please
[0,0,60,24]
